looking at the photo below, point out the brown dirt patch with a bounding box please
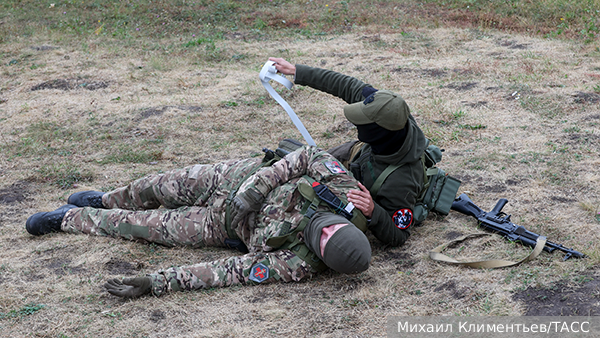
[379,251,417,269]
[30,45,59,51]
[513,270,600,316]
[572,91,600,104]
[434,280,473,300]
[31,78,109,91]
[37,257,87,276]
[104,258,138,275]
[446,82,478,91]
[463,101,488,108]
[444,231,464,240]
[149,309,166,322]
[0,181,31,204]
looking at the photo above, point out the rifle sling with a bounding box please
[429,233,547,269]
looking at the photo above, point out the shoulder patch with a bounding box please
[393,209,413,230]
[249,263,269,283]
[324,160,346,174]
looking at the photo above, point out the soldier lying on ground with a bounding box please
[270,57,428,247]
[25,146,372,298]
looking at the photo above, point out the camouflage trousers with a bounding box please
[61,157,263,247]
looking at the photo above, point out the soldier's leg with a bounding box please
[61,205,228,248]
[104,158,261,210]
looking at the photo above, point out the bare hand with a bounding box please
[268,57,296,76]
[347,182,374,218]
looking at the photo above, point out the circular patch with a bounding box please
[393,209,413,230]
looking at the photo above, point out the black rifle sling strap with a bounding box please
[429,233,547,269]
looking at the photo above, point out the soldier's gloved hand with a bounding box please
[231,189,264,229]
[104,277,152,298]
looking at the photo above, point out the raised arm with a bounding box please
[269,57,372,104]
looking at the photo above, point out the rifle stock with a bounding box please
[451,194,585,261]
[450,193,485,218]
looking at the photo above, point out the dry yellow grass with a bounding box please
[1,26,599,337]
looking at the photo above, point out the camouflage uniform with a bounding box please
[61,146,360,296]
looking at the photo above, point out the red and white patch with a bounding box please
[393,208,413,230]
[324,160,346,174]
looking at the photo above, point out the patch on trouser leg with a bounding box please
[118,222,150,240]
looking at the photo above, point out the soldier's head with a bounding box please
[304,212,371,274]
[343,89,410,155]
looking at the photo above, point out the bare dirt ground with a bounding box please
[1,26,599,337]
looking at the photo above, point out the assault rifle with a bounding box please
[451,193,585,261]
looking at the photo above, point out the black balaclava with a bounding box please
[357,123,407,155]
[356,87,407,155]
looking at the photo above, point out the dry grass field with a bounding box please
[1,1,599,337]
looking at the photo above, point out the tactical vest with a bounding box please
[265,174,368,272]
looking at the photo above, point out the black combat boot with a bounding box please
[67,190,105,208]
[26,204,78,236]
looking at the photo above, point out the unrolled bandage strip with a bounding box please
[259,61,316,146]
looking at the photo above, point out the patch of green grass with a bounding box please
[513,151,547,165]
[36,163,94,189]
[3,0,593,51]
[422,0,600,42]
[0,303,45,320]
[0,0,394,45]
[465,156,488,170]
[459,123,486,130]
[101,144,163,164]
[452,110,466,119]
[2,121,88,160]
[563,126,581,133]
[520,95,564,119]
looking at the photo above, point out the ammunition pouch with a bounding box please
[413,166,461,224]
[413,144,461,224]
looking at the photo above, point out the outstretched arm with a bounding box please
[268,57,372,104]
[104,250,315,298]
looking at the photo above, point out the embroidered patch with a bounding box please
[393,209,413,230]
[363,92,376,105]
[249,263,269,283]
[324,160,346,174]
